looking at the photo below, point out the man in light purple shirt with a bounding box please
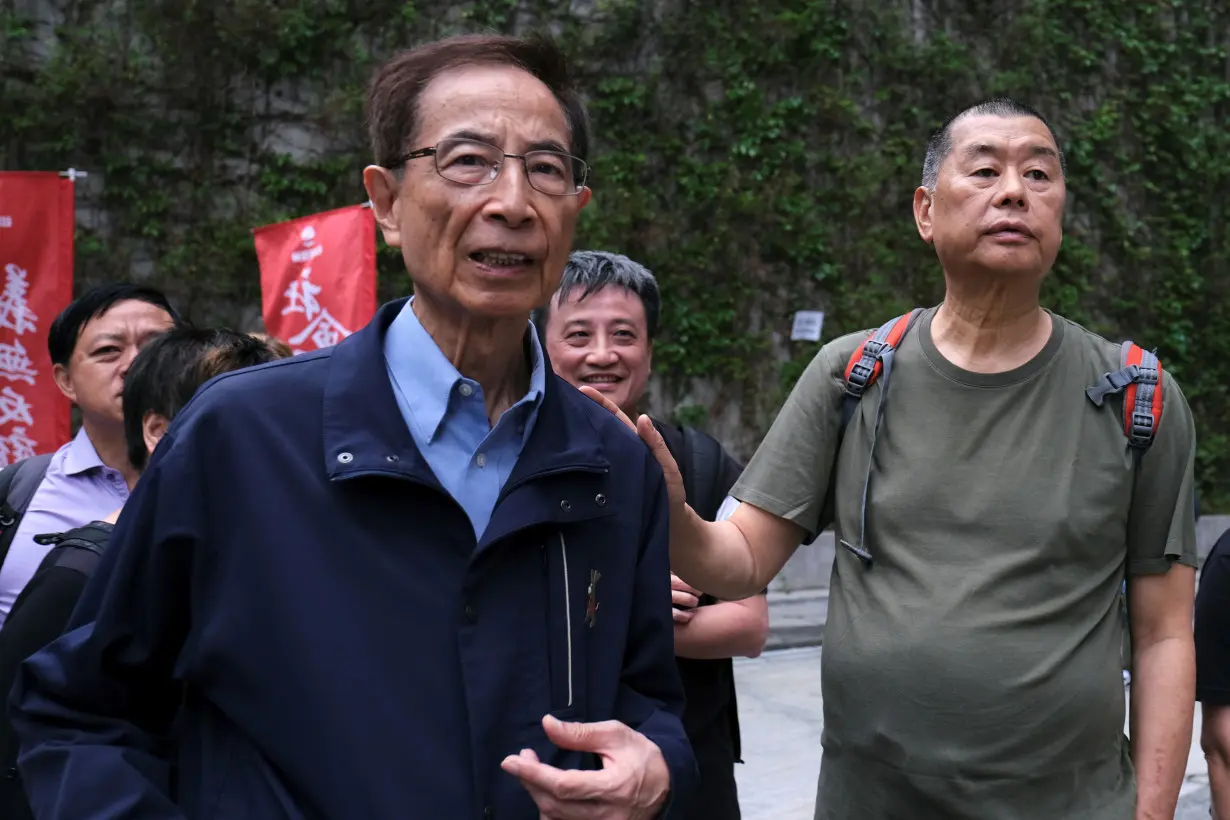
[0,284,178,627]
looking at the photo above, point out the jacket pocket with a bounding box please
[543,530,588,721]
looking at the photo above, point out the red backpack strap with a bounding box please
[1120,342,1164,449]
[1085,340,1164,451]
[842,309,924,401]
[836,308,923,567]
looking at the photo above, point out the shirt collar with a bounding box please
[62,427,106,476]
[383,299,547,444]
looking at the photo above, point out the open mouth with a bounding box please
[581,374,623,386]
[470,251,532,268]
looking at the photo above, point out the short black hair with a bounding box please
[123,327,284,471]
[921,97,1066,189]
[48,283,180,367]
[534,250,661,341]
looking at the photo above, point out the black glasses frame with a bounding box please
[383,138,589,196]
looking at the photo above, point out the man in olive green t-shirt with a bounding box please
[579,98,1197,819]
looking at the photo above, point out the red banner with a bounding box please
[254,204,377,354]
[0,173,75,466]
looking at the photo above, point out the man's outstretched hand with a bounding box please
[501,715,670,819]
[578,386,687,518]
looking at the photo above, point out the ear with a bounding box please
[913,187,935,245]
[52,362,77,404]
[577,186,592,211]
[363,165,403,248]
[142,411,170,460]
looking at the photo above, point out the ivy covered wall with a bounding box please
[3,0,1228,505]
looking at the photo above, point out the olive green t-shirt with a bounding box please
[732,307,1197,820]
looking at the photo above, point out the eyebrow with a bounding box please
[89,333,124,346]
[964,143,1060,161]
[443,129,569,155]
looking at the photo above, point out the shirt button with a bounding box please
[476,453,487,468]
[459,383,474,397]
[464,603,476,623]
[484,808,494,819]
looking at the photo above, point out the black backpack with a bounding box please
[0,455,53,575]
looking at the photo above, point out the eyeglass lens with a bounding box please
[433,138,584,195]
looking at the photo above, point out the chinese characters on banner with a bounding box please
[253,204,377,355]
[0,173,75,466]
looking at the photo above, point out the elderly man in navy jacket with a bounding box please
[10,33,693,820]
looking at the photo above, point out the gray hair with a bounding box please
[535,250,661,339]
[921,97,1066,190]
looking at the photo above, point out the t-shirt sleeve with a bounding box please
[1196,535,1230,704]
[1126,371,1198,575]
[731,338,850,542]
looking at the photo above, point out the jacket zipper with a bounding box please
[559,531,573,708]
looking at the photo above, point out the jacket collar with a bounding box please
[323,298,609,487]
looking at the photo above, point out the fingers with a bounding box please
[671,589,699,609]
[577,385,689,513]
[672,607,695,624]
[502,754,614,819]
[578,386,636,432]
[541,714,626,754]
[633,416,688,507]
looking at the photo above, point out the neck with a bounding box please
[81,417,139,489]
[413,296,531,423]
[931,274,1051,373]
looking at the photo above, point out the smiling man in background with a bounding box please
[539,250,769,820]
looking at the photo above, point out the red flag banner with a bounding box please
[0,172,75,465]
[254,204,377,354]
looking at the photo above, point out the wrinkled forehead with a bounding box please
[948,114,1061,162]
[413,63,571,151]
[77,300,172,346]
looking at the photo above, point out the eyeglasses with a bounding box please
[384,137,589,196]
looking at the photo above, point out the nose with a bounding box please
[998,169,1026,207]
[117,346,139,378]
[584,339,618,368]
[481,159,536,229]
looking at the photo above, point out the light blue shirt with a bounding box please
[383,300,546,540]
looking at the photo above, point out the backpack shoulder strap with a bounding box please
[840,309,924,433]
[681,425,726,522]
[33,521,113,577]
[1085,341,1164,452]
[0,453,52,572]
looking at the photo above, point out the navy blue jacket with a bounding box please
[9,299,694,819]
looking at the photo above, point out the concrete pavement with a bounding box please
[732,646,1212,819]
